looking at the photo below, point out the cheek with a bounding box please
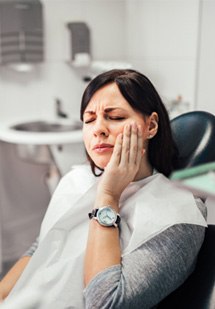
[82,130,90,152]
[109,123,124,136]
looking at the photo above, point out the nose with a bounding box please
[93,118,109,137]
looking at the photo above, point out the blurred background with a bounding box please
[0,0,214,278]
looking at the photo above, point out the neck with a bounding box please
[134,158,153,182]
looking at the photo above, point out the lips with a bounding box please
[93,143,114,153]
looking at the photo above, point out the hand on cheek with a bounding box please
[97,122,144,202]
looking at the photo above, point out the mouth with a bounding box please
[93,143,114,153]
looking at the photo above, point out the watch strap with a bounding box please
[88,208,98,219]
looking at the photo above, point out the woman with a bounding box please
[0,69,207,308]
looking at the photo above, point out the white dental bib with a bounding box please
[5,165,207,308]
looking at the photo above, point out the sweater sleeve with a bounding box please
[22,237,39,257]
[84,223,206,309]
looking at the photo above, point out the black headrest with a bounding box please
[171,111,215,169]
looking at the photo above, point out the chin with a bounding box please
[93,158,109,170]
[88,151,111,170]
[95,162,108,170]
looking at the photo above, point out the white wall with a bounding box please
[0,0,126,125]
[196,0,215,115]
[125,0,200,112]
[125,0,215,116]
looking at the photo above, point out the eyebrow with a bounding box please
[84,107,126,115]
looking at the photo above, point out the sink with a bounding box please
[0,119,83,145]
[10,120,82,133]
[2,119,83,164]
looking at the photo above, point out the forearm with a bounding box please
[84,195,121,286]
[0,256,31,300]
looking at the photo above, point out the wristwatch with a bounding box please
[88,206,121,228]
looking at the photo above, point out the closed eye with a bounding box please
[84,119,95,124]
[108,116,125,121]
[84,116,125,123]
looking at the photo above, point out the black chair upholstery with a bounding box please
[158,111,215,309]
[170,111,215,169]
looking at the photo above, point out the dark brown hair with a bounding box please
[80,69,178,177]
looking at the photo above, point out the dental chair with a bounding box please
[170,110,215,169]
[158,111,215,309]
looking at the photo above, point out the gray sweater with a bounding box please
[24,203,206,309]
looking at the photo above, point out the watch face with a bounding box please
[97,207,117,226]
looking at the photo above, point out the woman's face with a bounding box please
[82,83,151,169]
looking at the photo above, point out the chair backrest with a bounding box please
[170,111,215,169]
[158,111,215,309]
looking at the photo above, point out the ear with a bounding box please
[147,112,159,139]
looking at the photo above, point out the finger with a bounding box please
[135,125,144,165]
[129,122,138,164]
[108,132,123,167]
[120,124,131,166]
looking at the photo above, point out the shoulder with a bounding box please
[56,164,96,195]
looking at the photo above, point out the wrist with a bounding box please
[94,194,119,212]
